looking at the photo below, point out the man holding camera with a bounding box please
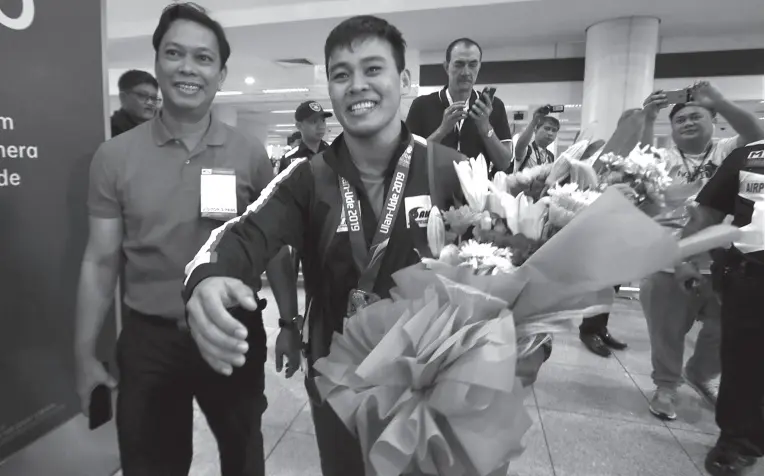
[513,105,560,172]
[639,81,763,421]
[406,38,514,175]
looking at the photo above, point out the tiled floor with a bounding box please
[117,291,763,476]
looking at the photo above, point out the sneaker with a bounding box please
[649,387,677,420]
[682,369,719,406]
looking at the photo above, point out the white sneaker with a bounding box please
[649,387,677,421]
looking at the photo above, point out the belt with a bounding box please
[128,297,267,332]
[127,308,188,331]
[724,249,763,278]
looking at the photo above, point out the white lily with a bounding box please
[454,155,489,213]
[426,206,446,258]
[501,191,522,235]
[518,196,549,240]
[492,171,509,194]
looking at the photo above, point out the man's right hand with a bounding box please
[674,261,704,294]
[186,277,259,375]
[439,102,468,135]
[75,355,116,417]
[532,105,550,123]
[643,90,669,121]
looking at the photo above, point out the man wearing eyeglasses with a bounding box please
[111,69,160,137]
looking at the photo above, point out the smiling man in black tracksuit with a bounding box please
[182,16,545,476]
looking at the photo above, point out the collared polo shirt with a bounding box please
[88,114,274,319]
[406,86,512,173]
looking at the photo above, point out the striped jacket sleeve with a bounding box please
[182,158,312,302]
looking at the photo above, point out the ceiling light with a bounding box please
[244,76,256,85]
[262,88,309,94]
[565,104,582,108]
[271,110,294,114]
[275,124,295,127]
[216,91,243,96]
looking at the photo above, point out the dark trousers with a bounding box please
[715,256,763,457]
[579,312,609,335]
[579,285,620,335]
[305,377,365,476]
[116,307,268,476]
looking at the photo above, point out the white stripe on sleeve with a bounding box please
[184,158,308,285]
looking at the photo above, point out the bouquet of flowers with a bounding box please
[314,188,742,476]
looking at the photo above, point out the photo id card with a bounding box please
[200,168,237,220]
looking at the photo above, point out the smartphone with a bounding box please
[88,363,113,430]
[549,105,565,113]
[664,88,692,104]
[480,86,497,103]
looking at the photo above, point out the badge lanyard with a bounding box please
[531,143,549,167]
[445,89,471,152]
[340,140,414,293]
[679,142,713,183]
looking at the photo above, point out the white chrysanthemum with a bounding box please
[458,240,500,261]
[481,254,516,274]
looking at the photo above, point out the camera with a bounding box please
[540,104,565,115]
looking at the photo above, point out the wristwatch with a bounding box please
[279,315,300,329]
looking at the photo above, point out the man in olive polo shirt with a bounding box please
[73,4,295,475]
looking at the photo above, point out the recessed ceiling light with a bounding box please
[275,124,294,127]
[216,91,243,96]
[263,88,309,94]
[244,76,256,85]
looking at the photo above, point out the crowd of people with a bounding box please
[74,2,763,476]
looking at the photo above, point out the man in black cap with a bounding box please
[278,101,332,173]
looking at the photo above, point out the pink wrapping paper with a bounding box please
[313,283,531,476]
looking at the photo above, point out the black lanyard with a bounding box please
[679,142,713,182]
[340,140,414,292]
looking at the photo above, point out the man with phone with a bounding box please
[639,81,763,422]
[74,4,296,475]
[513,105,561,172]
[406,38,514,176]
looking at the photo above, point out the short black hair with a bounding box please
[324,15,407,76]
[669,102,716,121]
[536,116,560,130]
[152,2,231,68]
[445,38,483,63]
[118,70,158,92]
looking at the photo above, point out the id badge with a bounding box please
[200,168,237,220]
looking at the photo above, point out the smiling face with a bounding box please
[671,105,714,149]
[327,37,409,139]
[445,43,481,95]
[154,19,227,119]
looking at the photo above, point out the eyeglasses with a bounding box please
[128,90,162,106]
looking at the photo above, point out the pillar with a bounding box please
[581,17,659,141]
